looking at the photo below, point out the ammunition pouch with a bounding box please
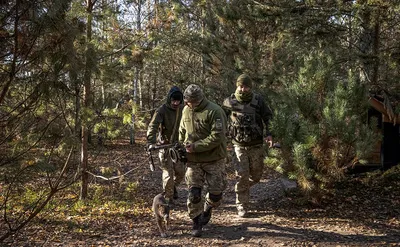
[230,114,262,143]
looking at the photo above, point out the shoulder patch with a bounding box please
[215,118,223,131]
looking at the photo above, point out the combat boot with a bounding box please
[201,204,212,226]
[191,215,202,237]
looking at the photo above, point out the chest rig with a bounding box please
[225,95,263,143]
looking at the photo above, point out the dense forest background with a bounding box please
[1,0,400,243]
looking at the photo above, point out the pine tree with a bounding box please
[265,1,397,200]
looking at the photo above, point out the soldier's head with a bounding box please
[167,86,183,110]
[236,74,252,93]
[184,84,204,109]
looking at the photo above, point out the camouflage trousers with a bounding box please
[158,149,185,200]
[233,144,265,210]
[185,159,227,219]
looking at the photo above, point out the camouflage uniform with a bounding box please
[223,74,272,216]
[179,84,227,237]
[147,86,185,202]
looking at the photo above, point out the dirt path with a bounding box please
[134,163,399,247]
[6,140,400,247]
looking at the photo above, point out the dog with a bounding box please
[152,192,170,237]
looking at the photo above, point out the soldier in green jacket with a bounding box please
[223,74,273,218]
[147,86,185,205]
[179,84,227,237]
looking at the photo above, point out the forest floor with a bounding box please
[5,133,400,247]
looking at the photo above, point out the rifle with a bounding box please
[146,143,187,171]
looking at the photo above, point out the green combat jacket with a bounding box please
[147,87,183,144]
[179,98,227,163]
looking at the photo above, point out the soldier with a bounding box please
[179,84,227,237]
[223,74,273,218]
[147,86,185,205]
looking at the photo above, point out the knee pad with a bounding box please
[189,187,202,204]
[209,193,222,203]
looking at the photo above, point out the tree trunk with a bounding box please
[357,1,380,85]
[0,0,19,105]
[80,0,94,200]
[130,68,139,145]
